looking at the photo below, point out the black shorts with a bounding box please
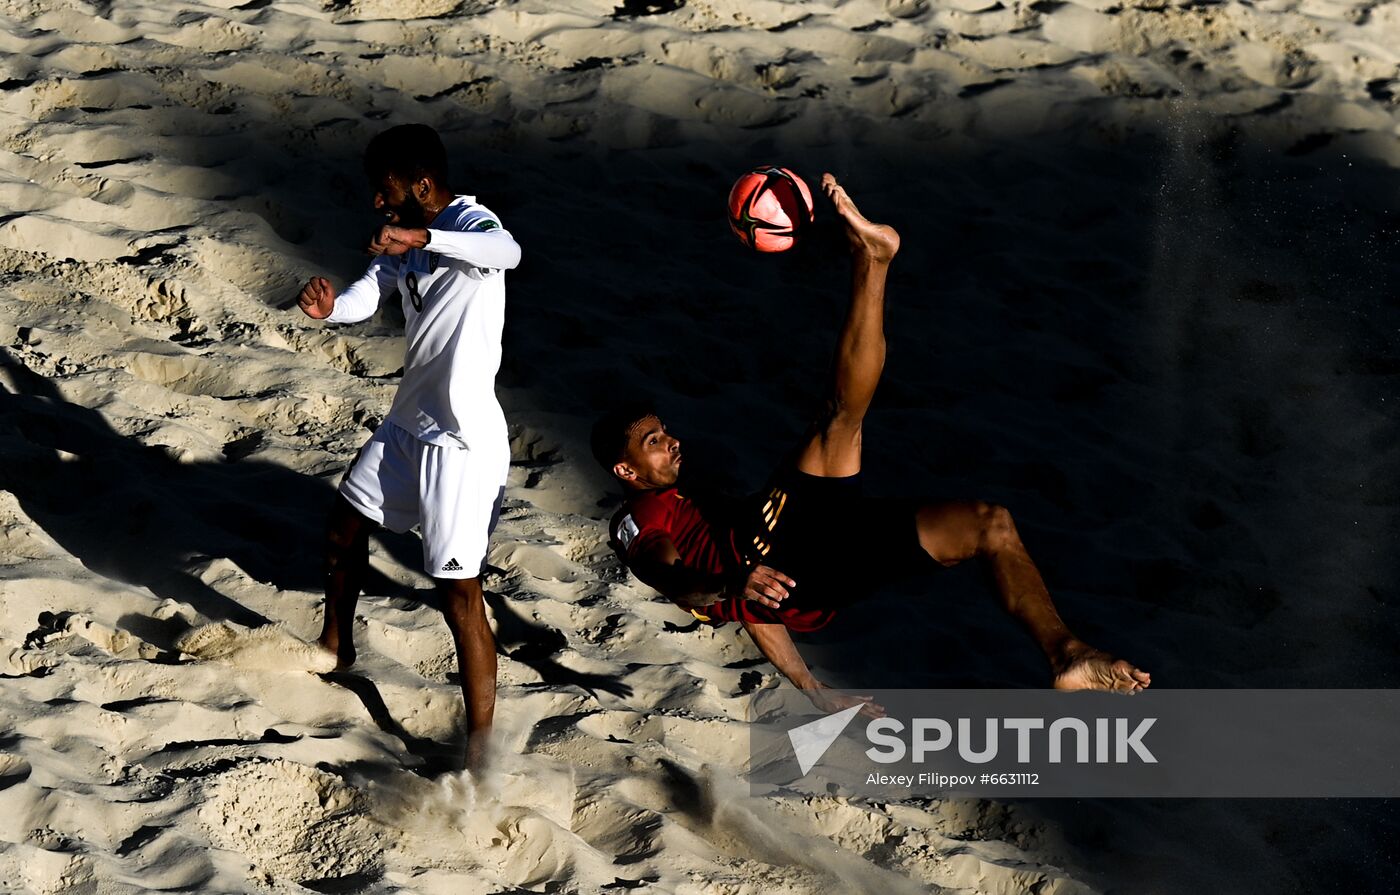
[734,461,933,610]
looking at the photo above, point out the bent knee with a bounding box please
[324,513,371,568]
[324,538,362,573]
[976,502,1019,553]
[439,579,486,619]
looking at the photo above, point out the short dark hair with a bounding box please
[364,124,450,187]
[590,403,658,473]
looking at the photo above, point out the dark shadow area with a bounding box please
[113,609,200,657]
[466,118,1399,893]
[655,757,717,823]
[317,671,464,777]
[0,346,417,624]
[300,870,386,895]
[9,42,1399,894]
[476,588,633,700]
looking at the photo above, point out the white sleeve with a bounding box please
[426,210,521,272]
[326,257,397,324]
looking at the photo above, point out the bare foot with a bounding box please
[1052,641,1151,693]
[466,727,493,773]
[316,634,355,672]
[821,173,900,263]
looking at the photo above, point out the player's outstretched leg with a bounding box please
[318,495,374,670]
[914,500,1151,692]
[795,175,901,479]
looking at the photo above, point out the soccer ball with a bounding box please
[727,166,814,253]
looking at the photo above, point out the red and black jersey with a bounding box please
[610,486,742,579]
[610,485,838,632]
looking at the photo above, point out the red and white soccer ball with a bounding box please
[727,166,815,253]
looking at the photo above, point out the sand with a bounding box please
[1,0,1398,892]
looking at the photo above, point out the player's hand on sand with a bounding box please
[368,224,426,256]
[297,276,335,319]
[741,564,795,609]
[807,682,885,719]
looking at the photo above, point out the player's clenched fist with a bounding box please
[368,224,425,257]
[297,276,335,319]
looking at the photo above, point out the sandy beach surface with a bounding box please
[1,0,1398,892]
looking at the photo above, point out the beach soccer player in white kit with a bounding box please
[296,124,520,763]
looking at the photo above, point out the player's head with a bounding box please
[364,124,450,227]
[591,404,681,490]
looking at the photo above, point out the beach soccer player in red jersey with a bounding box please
[592,174,1151,717]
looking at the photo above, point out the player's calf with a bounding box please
[437,576,497,766]
[318,498,373,667]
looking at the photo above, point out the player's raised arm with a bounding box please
[365,217,521,272]
[424,215,521,271]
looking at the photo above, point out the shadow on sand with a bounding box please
[0,344,421,626]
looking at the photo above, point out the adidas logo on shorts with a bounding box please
[441,558,463,573]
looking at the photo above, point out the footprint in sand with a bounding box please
[2,640,55,675]
[176,622,336,673]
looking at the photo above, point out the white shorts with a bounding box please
[339,421,508,579]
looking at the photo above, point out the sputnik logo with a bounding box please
[787,704,864,775]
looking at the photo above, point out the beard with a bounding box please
[387,192,429,228]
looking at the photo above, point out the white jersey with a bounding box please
[327,195,521,449]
